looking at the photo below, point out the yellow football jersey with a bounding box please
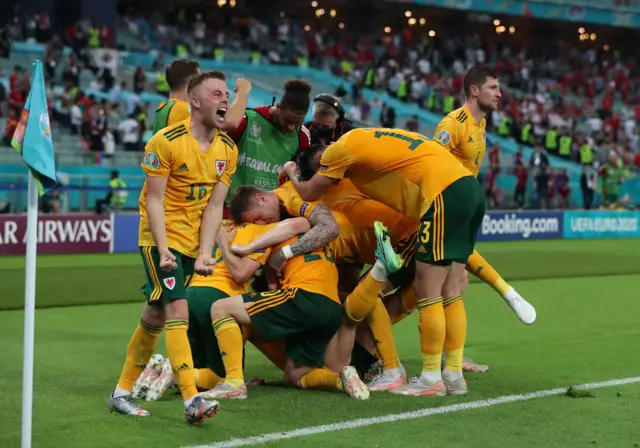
[322,178,418,244]
[275,181,320,219]
[275,236,340,304]
[318,128,471,222]
[155,100,191,131]
[138,120,238,257]
[189,221,277,295]
[433,105,487,177]
[329,211,378,265]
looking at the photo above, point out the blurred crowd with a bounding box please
[1,6,638,211]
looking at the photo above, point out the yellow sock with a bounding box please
[212,317,245,387]
[194,368,223,390]
[417,297,445,372]
[345,274,383,322]
[391,286,418,324]
[165,319,198,402]
[443,296,466,372]
[251,338,287,371]
[299,367,342,391]
[466,250,510,296]
[367,297,400,370]
[116,319,162,392]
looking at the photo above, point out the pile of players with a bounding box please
[106,60,536,426]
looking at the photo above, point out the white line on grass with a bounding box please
[181,376,640,448]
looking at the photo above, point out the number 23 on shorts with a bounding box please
[420,222,431,243]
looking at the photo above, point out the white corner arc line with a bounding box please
[181,376,640,448]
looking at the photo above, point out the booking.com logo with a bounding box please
[481,214,560,239]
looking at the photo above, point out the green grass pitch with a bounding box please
[1,239,640,448]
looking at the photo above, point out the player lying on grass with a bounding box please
[109,71,237,425]
[432,65,535,327]
[133,217,310,401]
[280,128,488,397]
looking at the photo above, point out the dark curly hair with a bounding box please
[295,143,326,181]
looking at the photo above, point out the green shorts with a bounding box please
[242,288,342,368]
[415,176,486,266]
[140,246,195,303]
[187,286,230,378]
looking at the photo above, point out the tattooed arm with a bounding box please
[268,204,339,271]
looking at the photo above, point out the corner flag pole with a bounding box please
[13,60,58,448]
[21,171,39,448]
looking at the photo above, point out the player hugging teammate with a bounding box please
[109,63,537,424]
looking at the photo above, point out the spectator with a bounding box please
[534,166,552,210]
[95,170,128,214]
[0,25,10,58]
[580,164,596,210]
[555,168,571,209]
[118,113,141,151]
[514,161,528,209]
[488,143,500,172]
[133,67,146,94]
[2,108,19,146]
[380,102,395,128]
[484,167,498,209]
[513,146,525,166]
[595,151,626,206]
[69,98,83,134]
[405,115,419,133]
[529,145,550,174]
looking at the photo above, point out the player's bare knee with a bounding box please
[459,270,469,294]
[142,303,165,327]
[414,262,449,297]
[164,298,188,320]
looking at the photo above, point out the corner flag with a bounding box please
[13,60,57,448]
[12,60,57,196]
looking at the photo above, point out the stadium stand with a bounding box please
[1,2,639,213]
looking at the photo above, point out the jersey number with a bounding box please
[303,246,336,264]
[296,234,336,263]
[186,184,208,201]
[374,131,426,151]
[419,222,431,244]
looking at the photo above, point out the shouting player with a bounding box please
[108,71,237,425]
[280,128,485,396]
[434,66,536,328]
[152,58,252,136]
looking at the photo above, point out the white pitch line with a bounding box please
[181,376,640,448]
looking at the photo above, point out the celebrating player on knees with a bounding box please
[109,71,237,425]
[134,217,311,401]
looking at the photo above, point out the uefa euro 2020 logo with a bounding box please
[40,111,52,141]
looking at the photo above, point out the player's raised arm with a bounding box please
[268,204,339,271]
[220,79,252,133]
[281,161,337,201]
[230,217,311,256]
